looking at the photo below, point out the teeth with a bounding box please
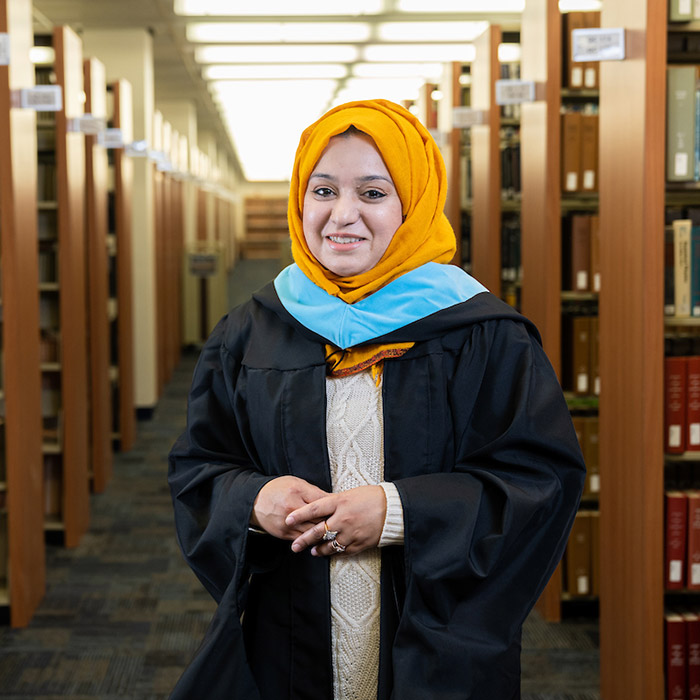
[328,236,361,243]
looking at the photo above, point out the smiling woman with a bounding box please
[168,99,585,700]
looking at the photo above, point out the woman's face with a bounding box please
[302,132,403,278]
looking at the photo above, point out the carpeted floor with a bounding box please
[0,259,600,699]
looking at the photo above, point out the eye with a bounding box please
[311,186,335,198]
[363,189,386,200]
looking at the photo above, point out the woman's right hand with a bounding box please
[251,475,329,540]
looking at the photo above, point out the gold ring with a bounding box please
[330,539,346,553]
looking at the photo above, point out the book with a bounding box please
[675,219,692,318]
[569,214,591,291]
[688,356,700,451]
[688,490,700,589]
[561,111,582,192]
[583,416,600,497]
[563,12,587,89]
[590,315,600,397]
[669,0,694,21]
[666,490,688,589]
[572,316,593,395]
[590,214,600,293]
[667,65,697,182]
[692,225,700,316]
[666,612,687,700]
[565,511,592,596]
[580,114,599,192]
[666,356,688,454]
[582,12,601,89]
[687,612,700,700]
[667,225,677,316]
[590,510,600,597]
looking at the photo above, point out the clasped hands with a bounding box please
[250,475,386,557]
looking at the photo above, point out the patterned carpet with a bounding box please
[0,260,600,699]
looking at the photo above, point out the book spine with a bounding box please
[666,356,689,454]
[580,113,599,192]
[667,613,688,700]
[688,356,700,451]
[590,214,601,294]
[670,0,694,21]
[667,66,697,182]
[561,111,582,193]
[688,491,700,590]
[688,612,700,700]
[666,491,689,589]
[570,214,591,291]
[572,315,592,395]
[675,219,693,318]
[667,225,677,316]
[565,511,592,596]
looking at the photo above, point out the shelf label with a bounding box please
[572,27,626,63]
[495,79,536,106]
[189,253,218,277]
[99,128,124,148]
[0,33,9,66]
[19,85,62,111]
[452,106,485,129]
[125,140,149,157]
[67,114,106,135]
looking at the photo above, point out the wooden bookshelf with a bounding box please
[38,26,90,548]
[107,79,135,451]
[0,0,46,627]
[597,0,666,697]
[84,57,112,493]
[470,25,503,298]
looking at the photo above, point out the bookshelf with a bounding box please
[37,26,90,548]
[596,0,666,697]
[83,57,112,493]
[107,79,135,452]
[0,0,46,627]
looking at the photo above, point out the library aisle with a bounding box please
[0,262,600,699]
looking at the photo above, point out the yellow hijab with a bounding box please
[287,99,456,379]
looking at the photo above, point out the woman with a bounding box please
[168,99,585,700]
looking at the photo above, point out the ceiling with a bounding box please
[30,0,526,181]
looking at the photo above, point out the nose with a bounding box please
[330,192,359,226]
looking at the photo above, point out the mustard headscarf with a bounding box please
[287,99,457,379]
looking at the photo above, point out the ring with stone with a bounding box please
[322,521,338,542]
[330,539,346,553]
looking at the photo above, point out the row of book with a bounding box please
[667,218,700,318]
[666,490,700,590]
[667,65,700,183]
[665,350,700,455]
[561,11,601,91]
[564,510,599,598]
[571,415,600,499]
[500,128,521,198]
[38,247,57,285]
[562,314,600,397]
[37,161,56,202]
[563,213,600,294]
[561,110,599,194]
[501,217,521,287]
[666,610,700,700]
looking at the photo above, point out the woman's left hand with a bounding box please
[286,485,386,557]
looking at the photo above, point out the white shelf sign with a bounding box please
[452,106,485,129]
[572,27,626,63]
[99,128,124,149]
[20,85,62,112]
[76,114,106,135]
[0,34,9,66]
[495,79,536,106]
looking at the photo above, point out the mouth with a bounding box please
[325,234,365,245]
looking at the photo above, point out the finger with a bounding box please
[290,519,329,553]
[286,495,337,527]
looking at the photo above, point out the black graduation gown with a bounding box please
[167,282,586,700]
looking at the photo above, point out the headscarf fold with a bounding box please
[287,99,457,378]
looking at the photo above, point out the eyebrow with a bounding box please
[309,173,394,185]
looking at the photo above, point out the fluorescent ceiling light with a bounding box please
[187,22,371,43]
[195,44,359,64]
[363,43,475,63]
[377,21,488,42]
[399,0,525,10]
[352,62,444,80]
[210,79,337,181]
[175,0,382,16]
[203,64,348,80]
[332,77,424,107]
[498,43,521,62]
[558,0,602,9]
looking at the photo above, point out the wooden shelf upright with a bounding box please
[38,26,90,548]
[107,79,135,452]
[597,1,666,698]
[470,25,503,298]
[83,57,112,493]
[0,0,46,627]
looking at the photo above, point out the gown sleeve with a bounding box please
[390,318,586,699]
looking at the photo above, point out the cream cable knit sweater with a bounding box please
[325,370,404,700]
